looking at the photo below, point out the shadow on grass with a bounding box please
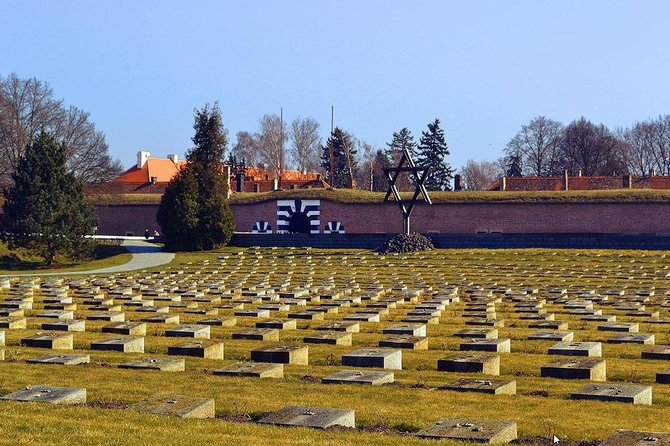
[0,243,127,271]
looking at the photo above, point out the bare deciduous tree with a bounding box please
[0,73,121,186]
[505,116,564,176]
[458,159,502,190]
[290,117,321,174]
[621,115,670,175]
[232,131,260,167]
[257,114,288,181]
[559,118,626,176]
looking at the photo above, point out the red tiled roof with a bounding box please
[115,158,187,184]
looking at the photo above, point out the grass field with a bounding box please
[1,247,670,445]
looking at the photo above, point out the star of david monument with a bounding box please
[383,146,433,234]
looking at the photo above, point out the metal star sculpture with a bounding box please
[383,147,432,234]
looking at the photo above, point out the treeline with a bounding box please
[230,117,454,192]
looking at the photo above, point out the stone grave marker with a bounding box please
[437,354,500,375]
[250,345,309,365]
[303,331,352,346]
[256,319,297,330]
[257,406,355,429]
[341,348,402,369]
[140,314,180,324]
[344,313,380,323]
[0,385,86,404]
[0,309,25,318]
[164,324,211,339]
[548,341,602,357]
[88,312,125,322]
[571,383,652,405]
[132,393,215,418]
[540,358,606,381]
[641,345,670,360]
[416,418,517,443]
[316,321,360,333]
[234,309,271,318]
[528,321,569,330]
[600,430,670,446]
[607,333,655,345]
[119,357,185,372]
[382,323,426,337]
[27,354,90,365]
[528,331,574,342]
[91,336,144,353]
[656,369,670,384]
[213,361,284,378]
[41,320,85,332]
[322,370,394,385]
[439,378,516,395]
[454,328,498,339]
[379,335,428,350]
[198,317,236,327]
[102,322,147,336]
[459,338,510,353]
[233,328,280,341]
[168,341,224,359]
[21,333,73,350]
[598,322,639,333]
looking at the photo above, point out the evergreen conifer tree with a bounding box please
[157,103,234,251]
[385,128,417,191]
[321,127,357,188]
[2,131,97,265]
[416,119,454,191]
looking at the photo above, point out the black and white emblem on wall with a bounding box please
[277,200,320,234]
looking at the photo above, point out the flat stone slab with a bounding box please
[440,378,516,395]
[1,385,86,404]
[198,317,237,327]
[342,348,402,370]
[303,331,352,346]
[454,328,498,339]
[460,338,511,353]
[27,354,90,365]
[165,324,211,339]
[642,346,670,360]
[213,361,284,378]
[288,311,324,321]
[87,312,125,322]
[598,322,639,333]
[437,353,500,375]
[257,406,355,429]
[657,369,670,384]
[232,328,280,341]
[141,314,180,324]
[91,336,144,353]
[102,322,147,336]
[541,358,607,381]
[571,384,652,405]
[608,333,655,345]
[132,393,215,418]
[344,313,380,322]
[402,315,439,324]
[382,323,426,337]
[529,321,569,330]
[379,335,428,350]
[548,341,602,357]
[234,309,270,318]
[255,319,297,330]
[322,370,394,385]
[168,341,224,359]
[416,418,518,443]
[21,333,73,350]
[316,321,360,332]
[528,331,574,341]
[36,310,73,320]
[41,320,85,332]
[119,357,185,371]
[250,345,309,365]
[600,430,670,446]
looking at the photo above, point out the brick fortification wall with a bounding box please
[95,200,670,236]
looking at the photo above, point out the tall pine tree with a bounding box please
[2,131,97,265]
[386,128,417,191]
[157,103,234,251]
[416,119,454,191]
[321,127,358,188]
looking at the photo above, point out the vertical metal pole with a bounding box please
[404,214,410,235]
[279,107,283,189]
[329,105,334,186]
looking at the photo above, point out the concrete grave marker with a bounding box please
[541,358,606,381]
[233,328,280,341]
[132,393,215,418]
[21,333,73,350]
[383,323,427,337]
[656,369,670,384]
[454,328,498,339]
[607,333,655,345]
[27,354,90,365]
[165,324,211,339]
[256,319,297,330]
[439,378,516,395]
[571,384,652,405]
[416,418,517,443]
[141,314,180,324]
[88,312,125,322]
[168,341,224,359]
[379,335,428,350]
[257,406,355,429]
[437,354,500,375]
[316,321,360,332]
[641,345,670,360]
[528,331,574,342]
[460,338,510,353]
[119,357,185,371]
[91,336,144,353]
[102,322,147,336]
[598,322,640,333]
[600,430,670,446]
[303,331,352,346]
[322,370,394,385]
[341,348,402,369]
[250,345,309,365]
[548,341,602,357]
[198,317,237,327]
[1,385,86,404]
[41,320,85,332]
[213,361,284,378]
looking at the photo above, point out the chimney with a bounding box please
[563,170,569,191]
[137,151,151,169]
[651,168,656,177]
[578,170,582,177]
[272,178,279,191]
[167,153,179,164]
[150,176,157,185]
[236,172,245,193]
[501,176,507,191]
[316,173,321,182]
[454,174,462,191]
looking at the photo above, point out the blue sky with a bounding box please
[3,0,670,171]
